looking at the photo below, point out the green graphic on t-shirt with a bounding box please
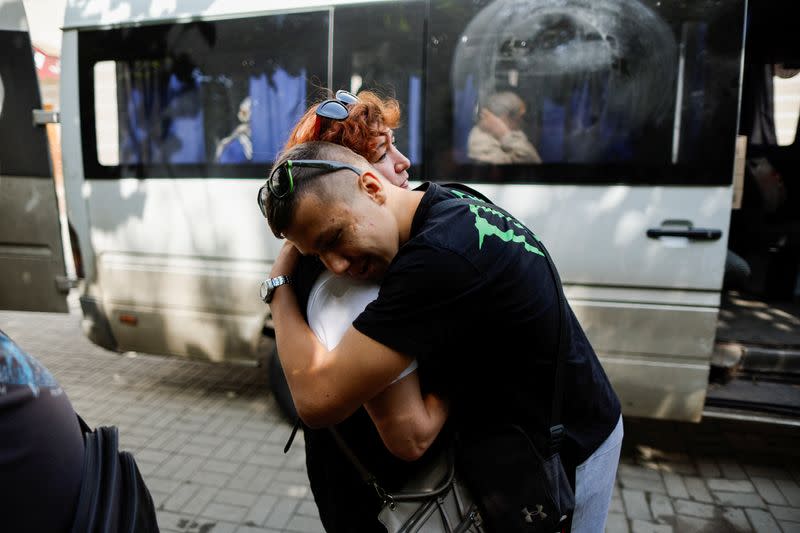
[468,204,544,256]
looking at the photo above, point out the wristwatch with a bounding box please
[260,275,292,304]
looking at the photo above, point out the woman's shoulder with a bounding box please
[307,271,380,317]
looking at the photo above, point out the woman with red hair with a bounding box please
[283,89,411,189]
[276,90,447,533]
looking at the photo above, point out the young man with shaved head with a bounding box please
[259,140,623,532]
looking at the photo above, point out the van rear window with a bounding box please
[78,13,328,179]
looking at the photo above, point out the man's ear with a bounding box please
[358,171,387,205]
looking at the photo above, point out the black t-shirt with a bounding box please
[0,330,84,533]
[353,182,621,472]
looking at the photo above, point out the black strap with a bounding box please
[329,427,392,506]
[77,413,92,435]
[540,229,569,455]
[283,417,302,454]
[438,196,570,454]
[71,424,160,533]
[329,427,375,485]
[439,182,494,204]
[330,427,459,505]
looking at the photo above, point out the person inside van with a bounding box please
[259,139,623,532]
[467,90,542,164]
[270,89,449,532]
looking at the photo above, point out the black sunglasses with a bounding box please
[315,90,359,121]
[258,159,363,217]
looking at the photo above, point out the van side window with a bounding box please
[426,0,744,185]
[79,13,329,179]
[773,66,800,147]
[332,2,425,167]
[0,29,52,178]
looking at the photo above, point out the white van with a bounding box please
[5,0,797,423]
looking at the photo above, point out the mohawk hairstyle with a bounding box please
[263,141,368,239]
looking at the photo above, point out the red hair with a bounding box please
[283,90,401,162]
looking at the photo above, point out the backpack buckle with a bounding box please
[549,424,565,453]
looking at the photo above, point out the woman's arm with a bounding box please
[364,370,448,461]
[302,265,447,460]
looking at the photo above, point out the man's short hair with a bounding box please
[264,141,369,239]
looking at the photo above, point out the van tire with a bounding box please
[268,347,298,421]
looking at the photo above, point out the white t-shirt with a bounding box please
[306,270,418,384]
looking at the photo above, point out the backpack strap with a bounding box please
[439,182,494,204]
[435,195,570,455]
[71,421,159,533]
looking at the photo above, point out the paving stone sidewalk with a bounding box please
[2,307,799,533]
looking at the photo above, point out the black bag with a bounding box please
[448,197,576,533]
[71,416,160,533]
[457,425,573,532]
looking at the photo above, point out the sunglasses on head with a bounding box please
[315,89,359,121]
[257,159,364,217]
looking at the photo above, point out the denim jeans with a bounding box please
[570,415,624,533]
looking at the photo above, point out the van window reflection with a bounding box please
[451,0,677,165]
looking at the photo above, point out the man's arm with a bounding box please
[270,243,412,428]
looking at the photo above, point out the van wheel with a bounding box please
[268,347,298,421]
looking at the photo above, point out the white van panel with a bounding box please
[83,179,277,359]
[447,184,732,291]
[85,178,280,261]
[80,178,727,367]
[60,31,96,284]
[602,355,709,421]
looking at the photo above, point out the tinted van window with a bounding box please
[333,2,426,166]
[0,29,51,178]
[427,0,744,184]
[79,13,329,179]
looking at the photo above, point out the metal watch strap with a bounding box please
[260,275,292,303]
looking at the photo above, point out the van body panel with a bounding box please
[450,184,733,291]
[573,300,719,360]
[601,356,709,421]
[106,302,265,362]
[60,31,97,285]
[0,177,69,312]
[0,1,68,313]
[78,178,276,358]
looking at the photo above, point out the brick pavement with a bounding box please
[2,306,800,533]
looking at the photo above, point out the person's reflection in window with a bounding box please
[467,91,542,164]
[215,96,253,163]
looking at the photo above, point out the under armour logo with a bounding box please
[522,504,547,522]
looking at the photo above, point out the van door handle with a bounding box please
[646,227,722,240]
